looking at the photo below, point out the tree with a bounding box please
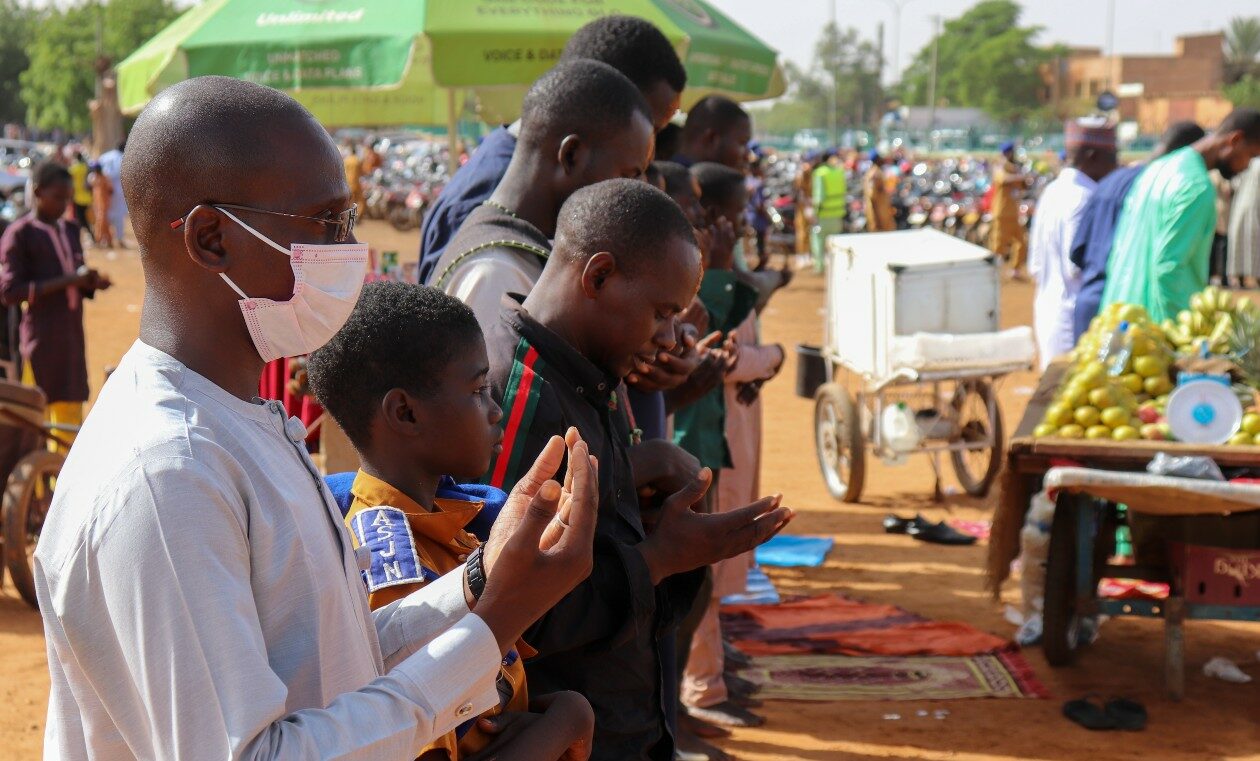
[21,0,179,134]
[807,23,885,128]
[752,22,883,134]
[1225,16,1260,84]
[1225,75,1260,110]
[897,0,1050,124]
[0,1,34,125]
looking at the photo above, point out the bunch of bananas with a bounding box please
[1160,286,1258,355]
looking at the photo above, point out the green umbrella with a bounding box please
[117,0,784,126]
[118,0,460,126]
[426,0,779,95]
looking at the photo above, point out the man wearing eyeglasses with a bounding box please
[34,75,600,761]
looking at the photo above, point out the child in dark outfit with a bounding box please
[0,161,111,446]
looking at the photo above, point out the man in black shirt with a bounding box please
[483,179,793,760]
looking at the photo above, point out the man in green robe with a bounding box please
[1101,109,1260,322]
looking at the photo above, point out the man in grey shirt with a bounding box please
[35,76,599,760]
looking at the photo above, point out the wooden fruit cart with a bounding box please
[988,359,1260,698]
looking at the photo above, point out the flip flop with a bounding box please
[1105,698,1147,731]
[1062,695,1119,730]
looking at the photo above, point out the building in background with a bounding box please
[1041,33,1234,135]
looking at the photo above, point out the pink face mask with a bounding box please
[216,207,368,363]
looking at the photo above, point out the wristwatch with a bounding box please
[465,545,487,600]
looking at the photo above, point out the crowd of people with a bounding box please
[21,14,803,761]
[1027,111,1260,368]
[11,6,1260,761]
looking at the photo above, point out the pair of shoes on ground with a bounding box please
[1062,695,1146,731]
[883,514,976,545]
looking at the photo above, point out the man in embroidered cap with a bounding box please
[1028,119,1117,368]
[989,140,1029,279]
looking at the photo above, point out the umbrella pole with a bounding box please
[446,88,458,175]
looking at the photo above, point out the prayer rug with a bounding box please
[722,594,1010,657]
[743,650,1048,701]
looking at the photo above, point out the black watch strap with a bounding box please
[466,545,487,600]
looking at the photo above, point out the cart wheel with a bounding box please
[814,383,865,503]
[1043,492,1083,666]
[2,449,64,609]
[949,380,1004,497]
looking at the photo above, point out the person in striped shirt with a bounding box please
[481,178,793,760]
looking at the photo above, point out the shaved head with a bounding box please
[122,75,344,259]
[128,76,353,400]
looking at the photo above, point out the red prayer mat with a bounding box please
[721,594,1010,657]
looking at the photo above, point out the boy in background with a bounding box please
[682,162,787,730]
[308,281,596,761]
[67,152,95,245]
[0,161,111,445]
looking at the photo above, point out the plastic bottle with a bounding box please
[1097,320,1131,376]
[880,402,922,459]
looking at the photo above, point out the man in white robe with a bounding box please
[1029,119,1118,368]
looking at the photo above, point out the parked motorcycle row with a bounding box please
[752,151,1053,254]
[352,134,453,232]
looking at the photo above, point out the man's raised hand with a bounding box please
[475,428,599,653]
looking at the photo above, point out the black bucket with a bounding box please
[795,344,828,399]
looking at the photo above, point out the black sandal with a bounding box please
[1063,695,1119,730]
[1105,698,1147,731]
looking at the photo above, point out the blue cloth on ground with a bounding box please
[754,534,834,567]
[720,566,781,606]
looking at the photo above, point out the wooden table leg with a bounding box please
[1165,596,1186,701]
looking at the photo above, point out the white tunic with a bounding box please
[36,341,500,760]
[1028,167,1098,369]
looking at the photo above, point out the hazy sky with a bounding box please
[713,0,1257,79]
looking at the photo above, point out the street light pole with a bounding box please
[1105,0,1117,92]
[878,0,920,86]
[828,0,838,147]
[927,14,940,146]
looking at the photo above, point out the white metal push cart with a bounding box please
[801,229,1036,503]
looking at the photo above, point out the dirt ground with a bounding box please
[1,220,1258,760]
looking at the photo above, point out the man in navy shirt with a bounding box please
[1069,121,1205,340]
[418,15,687,283]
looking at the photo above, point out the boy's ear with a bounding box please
[579,252,617,298]
[380,388,422,437]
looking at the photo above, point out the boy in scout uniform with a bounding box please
[308,281,594,761]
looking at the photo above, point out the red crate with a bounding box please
[1169,543,1260,605]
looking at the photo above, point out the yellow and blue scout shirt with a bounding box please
[344,470,531,759]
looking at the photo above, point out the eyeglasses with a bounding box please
[170,203,358,243]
